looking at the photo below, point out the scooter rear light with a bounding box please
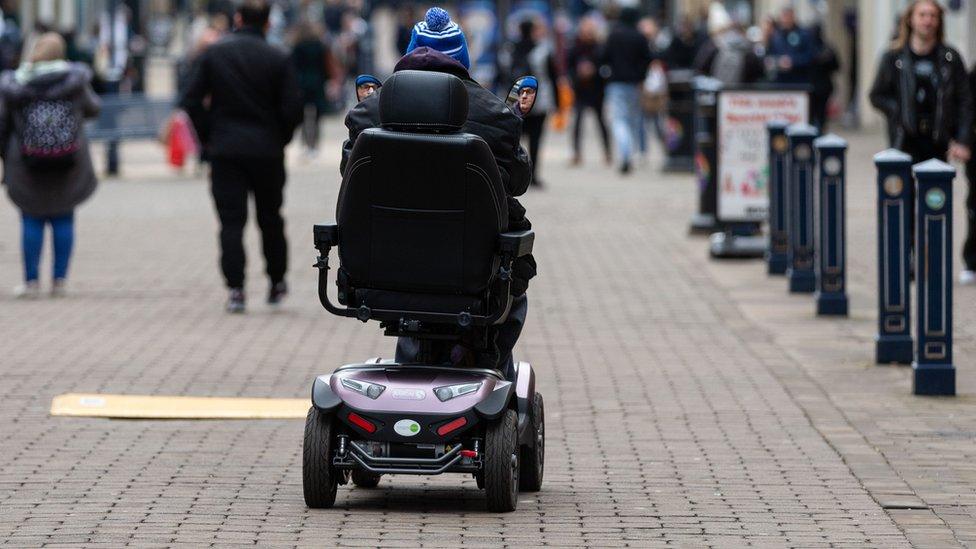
[347,412,376,433]
[460,449,477,458]
[436,417,467,436]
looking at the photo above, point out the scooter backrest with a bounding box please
[336,70,508,297]
[379,70,469,133]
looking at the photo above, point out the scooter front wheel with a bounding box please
[303,407,339,508]
[484,409,519,512]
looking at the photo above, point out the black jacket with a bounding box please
[601,23,653,84]
[179,27,303,159]
[341,47,536,295]
[869,44,973,148]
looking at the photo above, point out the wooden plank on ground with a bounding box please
[50,393,308,419]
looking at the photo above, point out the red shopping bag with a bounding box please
[166,111,198,168]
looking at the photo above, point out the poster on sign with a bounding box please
[717,91,808,222]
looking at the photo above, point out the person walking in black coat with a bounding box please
[869,0,973,282]
[180,0,303,313]
[869,0,972,165]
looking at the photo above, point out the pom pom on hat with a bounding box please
[425,7,451,31]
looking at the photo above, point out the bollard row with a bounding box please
[785,124,818,294]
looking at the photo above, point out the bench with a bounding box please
[87,94,175,141]
[87,94,175,173]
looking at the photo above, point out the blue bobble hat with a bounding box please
[405,7,471,69]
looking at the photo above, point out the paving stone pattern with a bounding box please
[0,126,959,547]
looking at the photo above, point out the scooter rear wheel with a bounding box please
[484,409,519,512]
[303,407,339,508]
[351,470,382,488]
[519,392,545,492]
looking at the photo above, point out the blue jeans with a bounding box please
[606,83,641,164]
[22,212,75,282]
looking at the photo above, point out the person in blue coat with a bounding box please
[766,8,814,85]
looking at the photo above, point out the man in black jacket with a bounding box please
[341,40,535,379]
[180,0,303,313]
[869,0,972,165]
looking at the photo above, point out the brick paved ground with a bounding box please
[0,120,969,547]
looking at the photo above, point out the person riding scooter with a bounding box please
[340,8,536,380]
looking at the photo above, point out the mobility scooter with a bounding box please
[303,70,544,512]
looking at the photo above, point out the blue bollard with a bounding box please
[766,121,790,275]
[873,150,914,364]
[785,124,818,293]
[813,135,848,316]
[912,160,956,396]
[689,77,723,235]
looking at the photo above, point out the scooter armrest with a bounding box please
[498,230,534,258]
[314,223,339,251]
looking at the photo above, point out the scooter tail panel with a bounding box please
[311,375,342,412]
[473,381,515,420]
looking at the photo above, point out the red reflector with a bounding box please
[460,450,477,458]
[347,412,376,433]
[437,417,467,436]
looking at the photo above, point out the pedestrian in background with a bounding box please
[179,0,303,313]
[291,21,341,156]
[636,16,665,164]
[766,7,814,85]
[567,15,610,166]
[963,63,976,285]
[869,0,972,166]
[0,32,100,298]
[510,17,556,187]
[809,23,839,131]
[693,2,764,85]
[869,0,972,281]
[601,7,653,175]
[662,17,701,71]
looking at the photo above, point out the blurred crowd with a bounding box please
[6,0,976,301]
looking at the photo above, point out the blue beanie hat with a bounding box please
[355,74,382,88]
[405,7,471,69]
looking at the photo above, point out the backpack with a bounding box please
[712,46,747,85]
[20,98,80,170]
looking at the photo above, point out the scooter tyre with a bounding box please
[303,407,338,508]
[351,470,382,488]
[519,392,545,492]
[484,409,519,512]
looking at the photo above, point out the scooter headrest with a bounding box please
[379,70,468,133]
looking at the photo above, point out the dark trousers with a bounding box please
[572,102,610,159]
[210,157,288,289]
[965,159,976,270]
[523,114,547,185]
[395,294,528,381]
[301,103,322,151]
